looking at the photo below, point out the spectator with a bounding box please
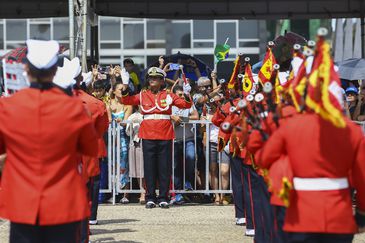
[124,58,141,92]
[170,85,199,205]
[126,107,146,204]
[345,86,359,120]
[193,75,220,116]
[202,94,230,205]
[353,81,365,121]
[109,82,133,204]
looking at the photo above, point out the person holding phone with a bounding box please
[120,67,192,209]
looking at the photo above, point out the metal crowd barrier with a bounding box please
[101,120,233,205]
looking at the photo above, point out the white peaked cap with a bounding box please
[82,72,93,86]
[26,39,59,69]
[53,57,77,88]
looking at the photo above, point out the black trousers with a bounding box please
[272,205,288,243]
[242,164,273,243]
[173,140,195,190]
[142,139,172,203]
[230,156,245,219]
[287,232,354,243]
[10,221,81,243]
[90,173,101,220]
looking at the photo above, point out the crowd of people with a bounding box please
[86,56,236,207]
[1,27,365,243]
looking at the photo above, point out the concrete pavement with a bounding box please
[1,204,365,242]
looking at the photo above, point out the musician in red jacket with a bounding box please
[0,40,98,243]
[256,112,365,243]
[120,67,192,208]
[211,92,249,229]
[72,58,109,226]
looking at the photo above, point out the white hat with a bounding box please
[26,39,59,69]
[53,57,80,88]
[147,67,166,78]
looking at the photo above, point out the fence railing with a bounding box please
[102,120,233,204]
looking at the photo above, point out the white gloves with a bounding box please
[183,82,191,94]
[121,68,130,85]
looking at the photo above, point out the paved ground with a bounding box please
[1,204,365,243]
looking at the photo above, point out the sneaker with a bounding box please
[235,218,246,226]
[170,194,185,205]
[158,201,170,209]
[184,182,194,191]
[120,197,129,204]
[89,220,98,225]
[245,229,255,236]
[145,201,156,209]
[221,195,231,205]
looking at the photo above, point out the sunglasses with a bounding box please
[346,92,357,96]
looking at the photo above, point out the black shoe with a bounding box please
[145,201,156,209]
[158,201,169,209]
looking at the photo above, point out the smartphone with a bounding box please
[170,63,180,70]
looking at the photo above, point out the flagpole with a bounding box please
[224,37,229,46]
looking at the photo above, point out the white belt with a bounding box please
[293,177,349,191]
[143,114,171,120]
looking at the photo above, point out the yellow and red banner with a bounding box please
[258,47,277,84]
[305,38,346,128]
[242,63,255,94]
[227,55,242,89]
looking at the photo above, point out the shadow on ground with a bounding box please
[93,237,142,243]
[96,219,139,225]
[91,228,136,235]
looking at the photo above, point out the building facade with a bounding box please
[0,17,265,75]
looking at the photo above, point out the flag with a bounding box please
[289,56,307,112]
[214,43,230,63]
[258,47,277,84]
[305,38,346,128]
[227,55,242,89]
[242,63,255,94]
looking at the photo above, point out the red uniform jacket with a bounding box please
[0,86,98,225]
[256,113,365,233]
[75,89,109,178]
[121,88,191,140]
[212,98,251,161]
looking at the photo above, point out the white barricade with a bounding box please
[110,120,233,204]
